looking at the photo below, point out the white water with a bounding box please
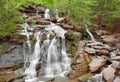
[25,31,42,82]
[85,25,95,41]
[21,23,31,49]
[44,8,50,19]
[21,23,32,68]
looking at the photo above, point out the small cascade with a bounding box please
[25,31,42,82]
[85,25,95,41]
[44,8,50,19]
[55,9,59,19]
[21,23,32,68]
[21,23,31,49]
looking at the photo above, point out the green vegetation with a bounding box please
[0,0,120,38]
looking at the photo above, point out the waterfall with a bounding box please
[44,8,50,19]
[85,25,95,41]
[23,23,71,81]
[25,31,42,82]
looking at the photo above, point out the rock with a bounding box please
[111,56,120,61]
[36,20,50,25]
[62,23,74,29]
[73,32,82,39]
[85,47,96,54]
[112,61,120,69]
[87,42,103,46]
[45,17,57,22]
[77,40,86,53]
[103,33,120,44]
[0,74,17,82]
[102,67,116,82]
[74,27,83,33]
[26,15,41,22]
[57,17,65,23]
[114,76,120,82]
[104,44,113,51]
[91,45,104,49]
[69,53,89,79]
[95,30,111,36]
[65,30,74,40]
[87,73,104,82]
[78,73,94,82]
[0,45,24,69]
[96,49,109,55]
[89,57,106,72]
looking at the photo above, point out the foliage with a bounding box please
[0,0,120,39]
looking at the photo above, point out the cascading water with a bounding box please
[85,25,95,41]
[44,8,50,19]
[21,23,32,68]
[25,31,42,82]
[45,23,71,77]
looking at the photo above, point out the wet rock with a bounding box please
[102,67,116,82]
[96,49,109,55]
[111,56,120,61]
[85,47,96,54]
[89,57,106,72]
[112,61,120,69]
[103,33,120,44]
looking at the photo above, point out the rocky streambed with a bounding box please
[0,4,120,82]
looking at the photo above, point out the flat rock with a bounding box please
[102,67,116,82]
[57,17,65,23]
[89,57,106,72]
[87,42,103,46]
[85,47,96,54]
[111,56,120,61]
